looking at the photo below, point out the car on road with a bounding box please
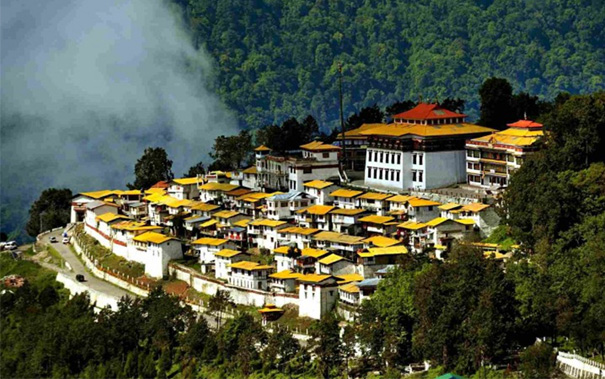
[62,237,70,244]
[76,274,85,282]
[4,241,17,250]
[50,236,58,243]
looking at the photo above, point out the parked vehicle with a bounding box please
[50,236,58,243]
[62,237,70,244]
[0,242,7,250]
[4,241,17,250]
[76,274,85,282]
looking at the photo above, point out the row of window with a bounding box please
[367,167,401,182]
[368,150,402,164]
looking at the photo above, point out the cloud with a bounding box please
[0,0,238,231]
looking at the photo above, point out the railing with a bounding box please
[557,351,605,378]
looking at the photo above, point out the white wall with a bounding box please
[424,150,466,189]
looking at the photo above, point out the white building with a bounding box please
[316,254,355,276]
[303,180,339,205]
[358,215,398,236]
[330,189,363,209]
[297,274,339,320]
[265,191,313,221]
[229,261,274,291]
[71,190,119,223]
[167,177,201,200]
[357,192,391,216]
[407,198,441,223]
[295,204,335,230]
[130,232,182,278]
[276,226,320,249]
[191,237,238,274]
[84,201,120,239]
[199,182,240,203]
[269,269,302,293]
[287,141,341,192]
[466,119,544,189]
[312,231,365,259]
[94,213,132,249]
[362,103,495,190]
[273,245,300,272]
[214,249,250,280]
[247,219,289,251]
[329,208,370,234]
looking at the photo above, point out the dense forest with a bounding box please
[173,0,604,129]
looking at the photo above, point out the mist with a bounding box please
[0,0,239,237]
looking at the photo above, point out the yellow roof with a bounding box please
[172,177,200,185]
[166,199,194,208]
[359,215,395,224]
[192,237,228,246]
[299,141,340,151]
[248,219,287,227]
[279,226,319,235]
[301,247,329,259]
[339,123,383,139]
[254,145,271,152]
[362,235,401,247]
[273,246,291,254]
[425,217,450,227]
[330,189,364,198]
[297,274,333,283]
[242,166,258,174]
[318,254,345,265]
[386,195,415,203]
[461,203,490,213]
[269,270,302,280]
[132,231,175,244]
[298,204,335,215]
[96,213,130,223]
[398,220,428,230]
[339,283,360,294]
[110,221,162,231]
[229,261,273,271]
[232,219,251,227]
[484,251,508,260]
[312,231,365,245]
[455,218,476,225]
[143,192,165,202]
[358,192,391,200]
[145,188,166,195]
[361,122,496,138]
[191,203,220,212]
[238,192,277,202]
[408,198,441,207]
[304,180,335,189]
[259,306,284,313]
[470,128,543,147]
[200,219,218,228]
[199,182,239,192]
[213,210,241,219]
[80,190,118,199]
[439,202,462,211]
[330,208,367,216]
[335,273,364,284]
[116,189,142,196]
[215,249,246,258]
[359,245,408,257]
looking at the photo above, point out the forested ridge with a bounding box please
[174,0,604,129]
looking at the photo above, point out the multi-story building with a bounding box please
[333,123,380,171]
[167,177,201,200]
[214,249,250,280]
[255,142,342,192]
[362,103,495,190]
[297,274,339,320]
[228,261,274,291]
[265,191,313,221]
[303,180,339,205]
[466,119,544,189]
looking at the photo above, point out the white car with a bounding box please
[50,236,58,243]
[4,241,17,250]
[62,237,70,244]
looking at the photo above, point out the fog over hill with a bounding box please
[0,0,238,240]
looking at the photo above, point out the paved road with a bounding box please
[40,229,133,299]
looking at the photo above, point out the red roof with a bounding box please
[506,119,543,129]
[151,181,169,189]
[392,103,466,121]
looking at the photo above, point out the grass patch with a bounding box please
[0,253,61,291]
[174,257,202,272]
[273,304,316,333]
[484,225,517,251]
[46,246,66,268]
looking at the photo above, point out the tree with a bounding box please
[26,188,72,237]
[209,130,253,170]
[256,115,320,153]
[183,161,205,177]
[478,77,515,130]
[386,100,417,119]
[345,104,384,130]
[262,324,299,372]
[310,312,343,379]
[127,147,174,190]
[519,344,558,379]
[208,289,235,329]
[440,97,466,114]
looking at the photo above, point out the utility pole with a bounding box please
[338,62,347,171]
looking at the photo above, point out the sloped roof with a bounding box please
[192,237,228,246]
[133,231,176,244]
[270,270,302,280]
[408,198,441,207]
[172,177,200,185]
[362,235,401,247]
[215,249,247,258]
[304,180,335,189]
[330,189,364,198]
[359,215,395,224]
[506,119,543,128]
[298,204,335,215]
[229,261,273,271]
[358,192,391,200]
[299,141,341,151]
[318,254,346,265]
[392,103,466,120]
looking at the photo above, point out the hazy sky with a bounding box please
[1,0,238,212]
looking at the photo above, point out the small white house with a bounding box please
[358,215,398,236]
[84,201,120,240]
[131,231,182,278]
[357,192,391,216]
[316,254,355,276]
[273,245,300,272]
[303,180,339,205]
[214,249,250,280]
[329,208,369,234]
[228,261,274,291]
[330,189,363,209]
[297,274,339,320]
[247,219,289,251]
[265,191,313,220]
[295,204,335,230]
[269,269,302,293]
[407,198,441,223]
[276,226,320,249]
[167,177,201,200]
[191,237,238,274]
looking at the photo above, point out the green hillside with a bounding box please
[175,0,604,128]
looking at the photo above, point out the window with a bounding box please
[322,152,329,158]
[391,170,395,181]
[418,171,423,182]
[396,171,400,181]
[303,167,312,174]
[379,152,383,162]
[419,155,423,165]
[413,154,417,164]
[468,162,473,169]
[397,154,401,164]
[368,152,372,162]
[379,170,383,180]
[428,206,433,211]
[412,171,417,181]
